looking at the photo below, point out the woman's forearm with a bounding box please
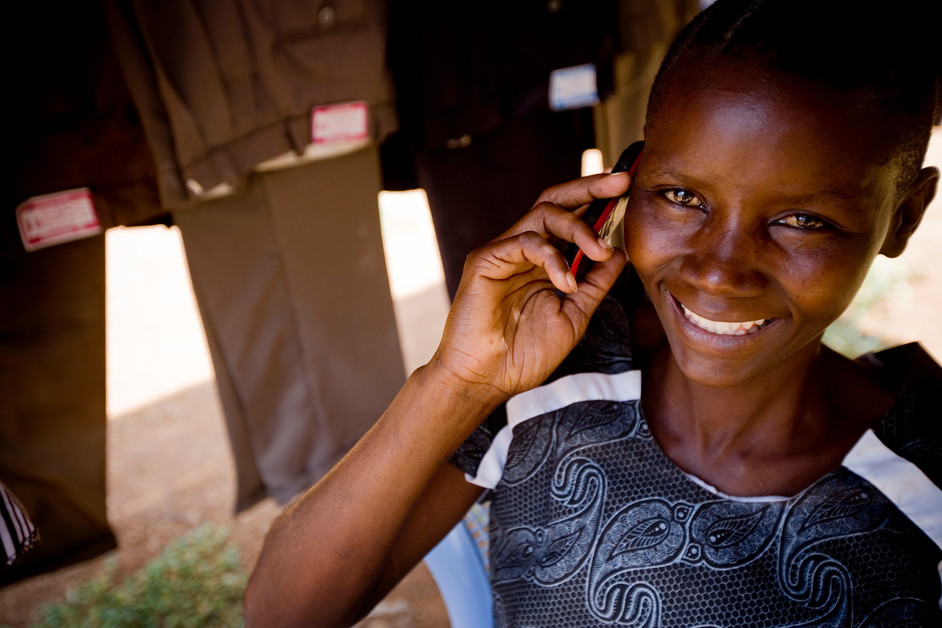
[242,362,497,627]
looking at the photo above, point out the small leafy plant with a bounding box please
[32,524,247,628]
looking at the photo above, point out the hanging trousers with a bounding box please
[174,145,406,509]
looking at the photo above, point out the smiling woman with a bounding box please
[243,1,942,626]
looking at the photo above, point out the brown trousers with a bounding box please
[174,145,405,509]
[0,235,115,586]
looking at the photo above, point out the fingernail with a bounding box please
[566,272,578,293]
[597,237,613,250]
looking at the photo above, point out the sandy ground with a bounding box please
[1,131,941,627]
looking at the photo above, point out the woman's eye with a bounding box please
[777,214,829,230]
[663,189,704,208]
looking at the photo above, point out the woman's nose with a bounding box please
[678,225,767,297]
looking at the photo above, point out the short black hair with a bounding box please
[647,0,941,197]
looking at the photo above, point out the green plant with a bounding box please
[33,524,247,628]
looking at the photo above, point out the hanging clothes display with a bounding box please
[106,0,406,510]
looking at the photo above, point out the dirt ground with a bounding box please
[1,131,941,627]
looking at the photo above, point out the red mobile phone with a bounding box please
[565,141,644,281]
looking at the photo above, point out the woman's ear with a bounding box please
[880,166,939,258]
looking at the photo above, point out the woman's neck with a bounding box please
[640,341,893,497]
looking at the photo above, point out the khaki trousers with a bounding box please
[174,145,405,509]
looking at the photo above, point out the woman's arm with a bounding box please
[243,365,492,627]
[242,172,631,627]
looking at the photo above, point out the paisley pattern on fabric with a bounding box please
[487,407,941,627]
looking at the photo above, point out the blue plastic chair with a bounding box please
[423,502,494,628]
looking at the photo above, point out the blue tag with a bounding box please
[549,64,599,111]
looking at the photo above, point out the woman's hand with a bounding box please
[432,172,631,404]
[243,172,630,628]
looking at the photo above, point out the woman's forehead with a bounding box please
[646,64,895,171]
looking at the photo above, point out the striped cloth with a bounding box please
[1,482,38,567]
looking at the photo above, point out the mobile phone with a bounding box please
[564,141,644,281]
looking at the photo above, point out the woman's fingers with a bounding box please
[495,171,630,264]
[500,172,631,238]
[535,171,630,213]
[562,247,628,318]
[470,230,579,293]
[468,219,627,299]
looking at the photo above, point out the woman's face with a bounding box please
[625,66,903,388]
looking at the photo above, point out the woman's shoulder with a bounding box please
[861,343,942,483]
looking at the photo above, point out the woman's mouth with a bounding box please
[680,303,768,336]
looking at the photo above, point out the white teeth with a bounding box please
[681,304,766,336]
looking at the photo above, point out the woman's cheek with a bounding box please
[626,203,691,263]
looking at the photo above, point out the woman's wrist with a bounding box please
[410,358,507,432]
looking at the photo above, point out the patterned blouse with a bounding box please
[450,298,942,627]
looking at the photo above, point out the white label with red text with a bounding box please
[16,188,101,252]
[311,101,369,143]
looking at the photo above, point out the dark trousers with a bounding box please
[0,234,115,586]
